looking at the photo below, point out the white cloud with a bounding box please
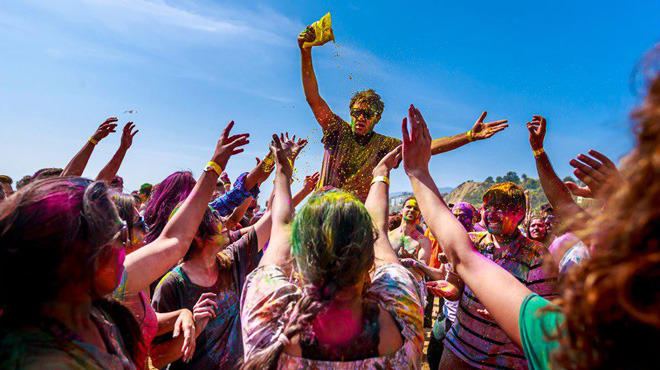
[77,0,295,46]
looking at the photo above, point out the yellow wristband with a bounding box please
[466,130,474,142]
[88,137,98,145]
[533,148,545,158]
[205,161,223,176]
[371,175,389,186]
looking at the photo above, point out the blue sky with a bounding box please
[1,0,659,198]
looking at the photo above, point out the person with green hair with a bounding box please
[139,183,153,202]
[241,133,424,368]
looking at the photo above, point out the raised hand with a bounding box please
[172,309,196,363]
[373,145,402,177]
[192,292,218,335]
[526,115,547,151]
[470,111,508,140]
[270,134,294,178]
[288,133,308,159]
[119,122,138,150]
[303,172,320,191]
[91,117,118,143]
[567,149,622,200]
[298,25,316,49]
[402,104,432,176]
[211,121,250,170]
[220,172,230,184]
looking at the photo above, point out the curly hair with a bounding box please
[349,89,384,118]
[549,49,660,369]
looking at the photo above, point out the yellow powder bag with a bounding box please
[303,12,335,48]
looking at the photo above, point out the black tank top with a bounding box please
[299,298,381,361]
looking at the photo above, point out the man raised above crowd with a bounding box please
[298,24,509,202]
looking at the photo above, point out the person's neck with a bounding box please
[353,130,374,144]
[399,220,418,236]
[492,229,520,248]
[182,248,220,285]
[41,285,95,336]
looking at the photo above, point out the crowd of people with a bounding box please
[0,22,659,370]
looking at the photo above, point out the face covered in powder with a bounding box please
[528,217,548,241]
[452,202,478,231]
[483,201,524,237]
[350,100,380,136]
[401,198,420,222]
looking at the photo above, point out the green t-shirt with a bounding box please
[519,293,564,370]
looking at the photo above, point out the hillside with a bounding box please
[444,178,549,210]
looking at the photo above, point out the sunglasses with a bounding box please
[350,108,375,119]
[108,220,129,250]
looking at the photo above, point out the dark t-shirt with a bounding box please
[318,114,401,202]
[151,228,260,369]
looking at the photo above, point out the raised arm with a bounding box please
[223,196,254,231]
[259,134,296,267]
[61,117,118,177]
[404,104,530,347]
[123,121,249,294]
[292,171,319,206]
[298,26,335,129]
[96,122,138,182]
[430,111,508,155]
[364,146,403,266]
[207,140,291,216]
[527,115,585,222]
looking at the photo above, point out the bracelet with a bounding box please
[205,161,223,176]
[371,175,389,186]
[533,148,545,158]
[88,137,98,145]
[466,130,474,142]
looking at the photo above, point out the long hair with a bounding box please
[0,177,143,363]
[143,171,196,244]
[550,50,660,369]
[112,193,136,246]
[243,190,376,370]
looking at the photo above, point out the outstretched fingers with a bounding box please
[221,120,235,139]
[485,119,508,127]
[565,181,593,198]
[588,149,617,169]
[408,105,418,140]
[577,153,604,170]
[569,159,607,182]
[402,117,410,143]
[475,111,487,124]
[103,117,119,125]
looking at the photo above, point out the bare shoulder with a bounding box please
[377,306,404,356]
